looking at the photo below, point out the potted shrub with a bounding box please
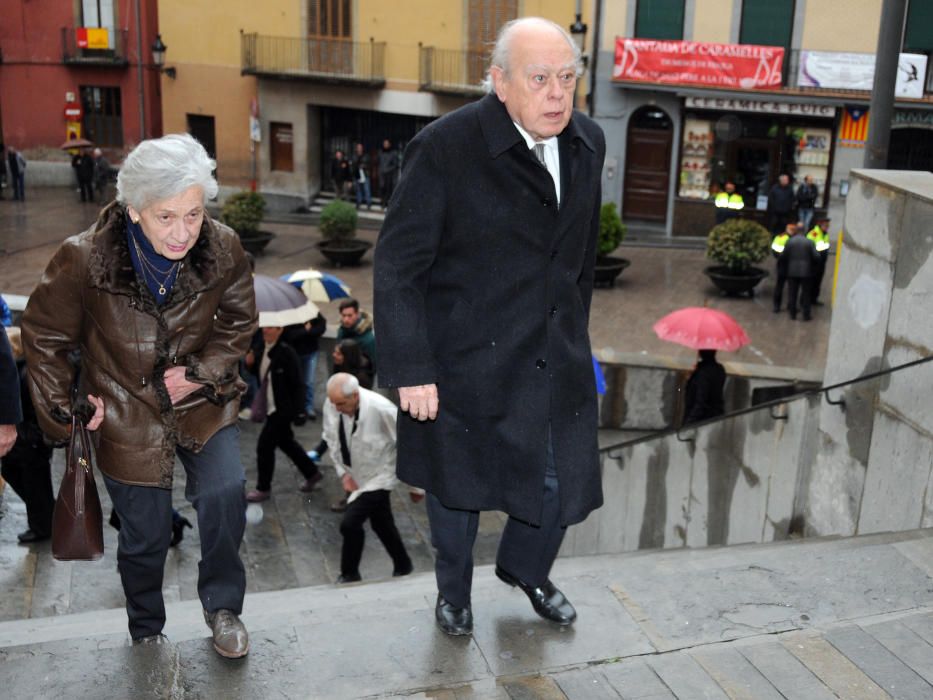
[593,202,630,288]
[316,200,372,266]
[704,218,771,297]
[221,191,275,255]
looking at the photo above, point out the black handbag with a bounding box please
[51,414,104,561]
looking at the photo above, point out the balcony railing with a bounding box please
[61,27,128,66]
[419,46,486,96]
[241,33,385,87]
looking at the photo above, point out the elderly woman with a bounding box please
[22,134,257,658]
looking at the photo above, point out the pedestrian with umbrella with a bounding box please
[245,275,324,502]
[280,268,351,418]
[653,307,750,426]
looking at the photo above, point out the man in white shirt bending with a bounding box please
[323,373,420,583]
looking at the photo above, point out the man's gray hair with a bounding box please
[327,372,360,397]
[116,133,218,211]
[482,17,583,94]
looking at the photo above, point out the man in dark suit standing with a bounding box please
[374,17,605,636]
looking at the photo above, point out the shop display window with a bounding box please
[789,126,830,207]
[679,118,713,199]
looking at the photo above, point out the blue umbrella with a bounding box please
[280,269,351,302]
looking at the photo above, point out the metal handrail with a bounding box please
[418,45,486,95]
[241,33,386,82]
[601,354,933,456]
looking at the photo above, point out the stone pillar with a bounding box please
[804,170,933,536]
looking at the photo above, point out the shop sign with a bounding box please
[685,96,835,117]
[76,27,109,50]
[64,102,83,119]
[893,110,933,129]
[613,38,784,89]
[797,51,927,99]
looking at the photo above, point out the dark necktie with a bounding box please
[338,415,354,467]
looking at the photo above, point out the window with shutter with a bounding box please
[634,0,685,40]
[739,0,794,50]
[468,0,517,83]
[309,0,351,38]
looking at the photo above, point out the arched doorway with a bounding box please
[889,127,933,171]
[623,106,674,223]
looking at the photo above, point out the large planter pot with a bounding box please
[316,239,373,267]
[594,256,631,288]
[704,265,769,297]
[237,230,276,256]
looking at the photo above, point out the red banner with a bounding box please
[613,38,784,89]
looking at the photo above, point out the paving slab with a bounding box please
[596,659,677,699]
[824,625,933,700]
[737,640,837,700]
[861,619,933,686]
[646,651,729,700]
[551,666,621,700]
[691,645,783,700]
[780,631,891,700]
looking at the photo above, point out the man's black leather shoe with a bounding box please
[435,594,473,636]
[337,573,362,584]
[495,565,577,625]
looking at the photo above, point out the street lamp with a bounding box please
[151,34,176,79]
[569,13,588,69]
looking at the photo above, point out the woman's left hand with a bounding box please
[164,366,201,405]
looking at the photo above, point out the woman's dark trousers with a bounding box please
[255,412,319,492]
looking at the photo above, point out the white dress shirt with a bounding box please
[513,121,561,205]
[322,387,398,503]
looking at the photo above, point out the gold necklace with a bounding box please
[130,235,180,296]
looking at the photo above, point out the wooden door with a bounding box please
[623,108,673,222]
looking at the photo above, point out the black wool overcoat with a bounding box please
[374,94,606,527]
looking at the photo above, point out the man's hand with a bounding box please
[244,349,255,368]
[0,424,16,457]
[341,473,359,493]
[164,366,201,405]
[398,384,438,421]
[409,489,425,504]
[86,394,105,431]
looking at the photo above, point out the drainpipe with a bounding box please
[135,0,146,140]
[588,0,602,117]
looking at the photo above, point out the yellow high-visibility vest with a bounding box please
[715,192,744,210]
[807,225,830,252]
[771,233,790,254]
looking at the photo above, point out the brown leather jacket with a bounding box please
[22,203,258,488]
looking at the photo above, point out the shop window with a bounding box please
[309,0,351,38]
[739,0,794,50]
[270,122,294,172]
[79,85,122,147]
[679,118,713,200]
[635,0,685,40]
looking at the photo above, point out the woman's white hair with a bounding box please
[116,133,218,211]
[482,17,583,94]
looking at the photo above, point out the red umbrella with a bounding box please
[653,307,750,351]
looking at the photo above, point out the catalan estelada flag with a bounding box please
[840,106,869,147]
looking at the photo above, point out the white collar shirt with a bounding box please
[513,121,561,205]
[322,387,398,503]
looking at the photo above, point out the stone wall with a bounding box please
[803,170,933,537]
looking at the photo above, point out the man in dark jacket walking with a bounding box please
[283,312,327,419]
[378,139,399,208]
[682,350,726,426]
[375,17,605,636]
[246,325,322,502]
[767,173,795,234]
[72,148,95,203]
[779,225,820,320]
[795,175,819,231]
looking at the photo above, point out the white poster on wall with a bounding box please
[798,51,928,99]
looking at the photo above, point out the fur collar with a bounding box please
[86,201,235,308]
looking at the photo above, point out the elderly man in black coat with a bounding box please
[374,17,605,636]
[779,225,821,321]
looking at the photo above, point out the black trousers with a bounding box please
[340,489,411,577]
[812,253,828,302]
[104,425,246,640]
[255,412,318,491]
[426,434,564,609]
[1,438,54,536]
[787,276,812,319]
[77,178,94,202]
[773,271,787,311]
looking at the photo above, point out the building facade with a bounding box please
[590,0,933,237]
[0,0,163,157]
[157,0,591,207]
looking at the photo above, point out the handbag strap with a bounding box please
[70,413,94,517]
